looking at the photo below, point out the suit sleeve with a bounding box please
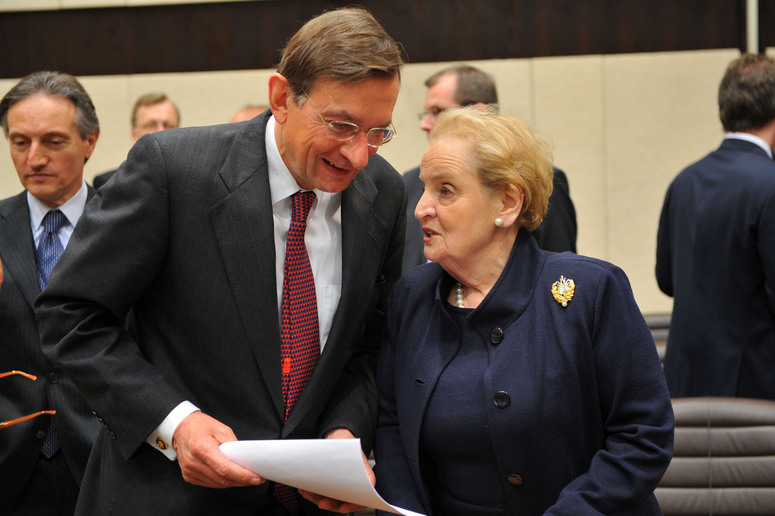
[759,190,775,316]
[317,164,407,453]
[36,135,188,459]
[655,184,674,296]
[532,168,577,253]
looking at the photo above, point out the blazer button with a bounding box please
[489,327,504,344]
[507,474,524,486]
[48,372,59,384]
[493,391,510,408]
[36,430,46,440]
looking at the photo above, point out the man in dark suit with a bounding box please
[0,71,100,515]
[36,7,405,515]
[403,65,577,273]
[91,92,180,188]
[656,52,775,400]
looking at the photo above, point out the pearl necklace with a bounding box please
[455,282,465,307]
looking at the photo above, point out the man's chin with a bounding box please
[316,171,360,193]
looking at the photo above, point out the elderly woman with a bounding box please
[374,107,673,515]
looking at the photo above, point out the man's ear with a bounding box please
[268,73,291,124]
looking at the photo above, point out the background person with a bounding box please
[92,92,180,188]
[231,104,269,123]
[402,64,577,274]
[375,106,673,515]
[36,7,405,515]
[656,52,775,400]
[0,71,100,515]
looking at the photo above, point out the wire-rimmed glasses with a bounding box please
[303,91,396,148]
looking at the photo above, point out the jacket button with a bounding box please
[489,327,504,344]
[493,391,510,408]
[507,474,524,486]
[36,430,46,440]
[48,372,59,384]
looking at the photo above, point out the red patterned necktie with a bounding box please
[274,190,320,515]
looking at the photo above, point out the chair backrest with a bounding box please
[643,312,670,364]
[655,397,775,515]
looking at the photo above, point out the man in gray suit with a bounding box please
[37,7,405,515]
[0,71,100,515]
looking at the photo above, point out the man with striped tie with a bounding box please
[0,71,100,515]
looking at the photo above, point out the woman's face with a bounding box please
[416,136,503,271]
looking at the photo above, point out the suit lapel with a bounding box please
[0,192,40,308]
[208,115,285,418]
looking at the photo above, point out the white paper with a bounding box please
[220,439,424,516]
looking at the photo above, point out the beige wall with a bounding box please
[0,48,740,314]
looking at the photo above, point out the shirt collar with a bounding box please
[725,132,773,158]
[27,180,89,230]
[265,115,303,204]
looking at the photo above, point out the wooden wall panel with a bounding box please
[0,0,750,79]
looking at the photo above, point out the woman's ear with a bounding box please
[499,184,524,228]
[268,73,291,124]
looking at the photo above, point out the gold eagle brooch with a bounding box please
[551,275,575,307]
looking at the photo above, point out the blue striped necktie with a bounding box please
[35,209,66,458]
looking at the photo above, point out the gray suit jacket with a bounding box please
[0,189,99,510]
[36,112,406,514]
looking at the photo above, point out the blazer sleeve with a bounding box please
[373,283,428,515]
[36,135,188,459]
[546,265,674,514]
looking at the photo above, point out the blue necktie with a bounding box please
[36,209,66,290]
[35,209,66,458]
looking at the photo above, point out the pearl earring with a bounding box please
[495,217,503,227]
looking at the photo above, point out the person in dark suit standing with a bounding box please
[91,92,180,188]
[375,106,672,515]
[402,65,577,274]
[36,7,405,515]
[656,53,775,400]
[0,71,100,515]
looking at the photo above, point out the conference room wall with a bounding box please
[0,48,739,314]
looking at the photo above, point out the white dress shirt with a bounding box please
[28,180,88,247]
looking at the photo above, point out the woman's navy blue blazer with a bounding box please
[375,231,674,515]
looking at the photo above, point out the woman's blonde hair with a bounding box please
[429,106,554,231]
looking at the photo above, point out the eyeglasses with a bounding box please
[0,371,57,429]
[417,107,447,121]
[303,92,396,148]
[417,102,479,121]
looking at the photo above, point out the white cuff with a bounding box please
[145,401,199,461]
